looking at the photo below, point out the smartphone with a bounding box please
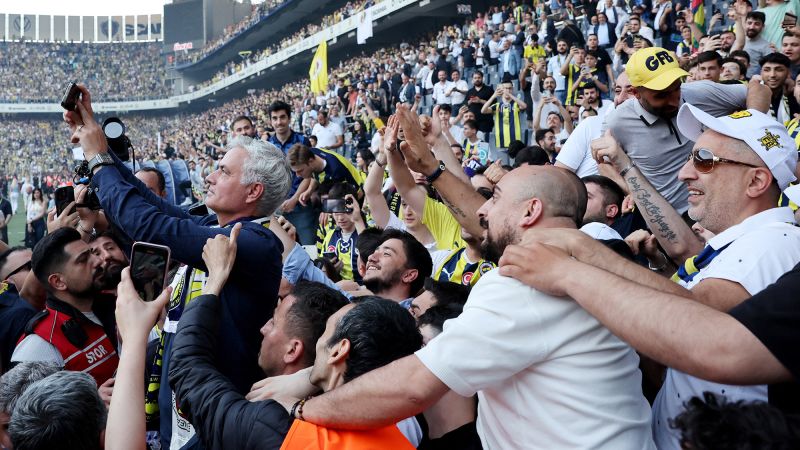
[130,242,171,302]
[322,198,352,214]
[784,12,798,27]
[60,82,81,111]
[322,251,337,260]
[55,186,75,216]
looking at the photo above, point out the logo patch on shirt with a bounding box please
[478,262,494,274]
[462,272,474,285]
[758,130,781,151]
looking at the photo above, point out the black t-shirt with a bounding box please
[729,263,800,381]
[591,47,613,75]
[0,198,11,218]
[419,421,482,450]
[461,46,476,68]
[466,84,495,133]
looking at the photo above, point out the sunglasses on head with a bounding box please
[4,260,31,280]
[689,148,759,173]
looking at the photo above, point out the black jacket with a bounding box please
[169,294,292,450]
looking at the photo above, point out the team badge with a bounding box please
[478,262,495,274]
[757,130,781,151]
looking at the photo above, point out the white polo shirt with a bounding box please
[652,207,800,450]
[416,269,656,450]
[311,122,343,149]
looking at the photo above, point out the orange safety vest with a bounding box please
[280,420,415,450]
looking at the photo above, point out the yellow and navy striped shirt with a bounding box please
[491,100,522,149]
[322,228,361,282]
[434,247,496,286]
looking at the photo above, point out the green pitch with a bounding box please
[5,198,29,247]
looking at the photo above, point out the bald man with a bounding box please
[279,166,656,449]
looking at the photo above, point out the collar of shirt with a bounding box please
[707,207,797,251]
[632,98,662,126]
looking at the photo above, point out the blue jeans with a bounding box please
[555,89,567,106]
[284,203,319,246]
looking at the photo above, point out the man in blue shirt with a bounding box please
[64,85,292,449]
[267,100,317,246]
[287,144,364,204]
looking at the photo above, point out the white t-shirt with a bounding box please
[311,122,343,149]
[448,79,469,105]
[652,207,800,450]
[556,115,602,177]
[432,81,453,105]
[416,270,656,450]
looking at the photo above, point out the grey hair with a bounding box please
[9,371,106,450]
[0,362,61,414]
[227,136,292,217]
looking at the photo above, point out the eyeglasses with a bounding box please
[689,148,760,174]
[3,260,31,280]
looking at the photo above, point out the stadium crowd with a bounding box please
[2,0,800,449]
[0,42,171,102]
[174,0,292,65]
[189,0,379,91]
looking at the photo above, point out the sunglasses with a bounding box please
[4,260,31,280]
[689,148,759,173]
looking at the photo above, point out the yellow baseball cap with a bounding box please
[626,47,688,91]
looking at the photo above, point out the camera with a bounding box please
[102,117,132,161]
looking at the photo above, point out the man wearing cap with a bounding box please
[590,104,800,450]
[602,47,751,253]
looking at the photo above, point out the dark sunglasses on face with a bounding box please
[689,148,760,174]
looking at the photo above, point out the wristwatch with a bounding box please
[87,152,114,173]
[425,160,447,184]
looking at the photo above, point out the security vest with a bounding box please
[280,419,415,450]
[22,297,119,386]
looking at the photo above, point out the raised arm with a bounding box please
[384,117,428,216]
[395,105,485,237]
[363,158,392,229]
[591,130,704,262]
[497,242,792,385]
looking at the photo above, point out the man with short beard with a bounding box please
[11,228,118,386]
[731,8,771,77]
[286,166,656,449]
[361,229,432,307]
[89,231,128,290]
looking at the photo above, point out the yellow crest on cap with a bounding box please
[757,130,781,151]
[728,110,752,119]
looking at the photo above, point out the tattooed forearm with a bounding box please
[627,174,679,243]
[441,197,468,219]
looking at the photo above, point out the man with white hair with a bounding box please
[64,84,293,449]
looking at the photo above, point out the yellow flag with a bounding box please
[309,41,328,95]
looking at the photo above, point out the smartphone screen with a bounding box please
[55,186,75,216]
[322,198,351,213]
[130,242,171,302]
